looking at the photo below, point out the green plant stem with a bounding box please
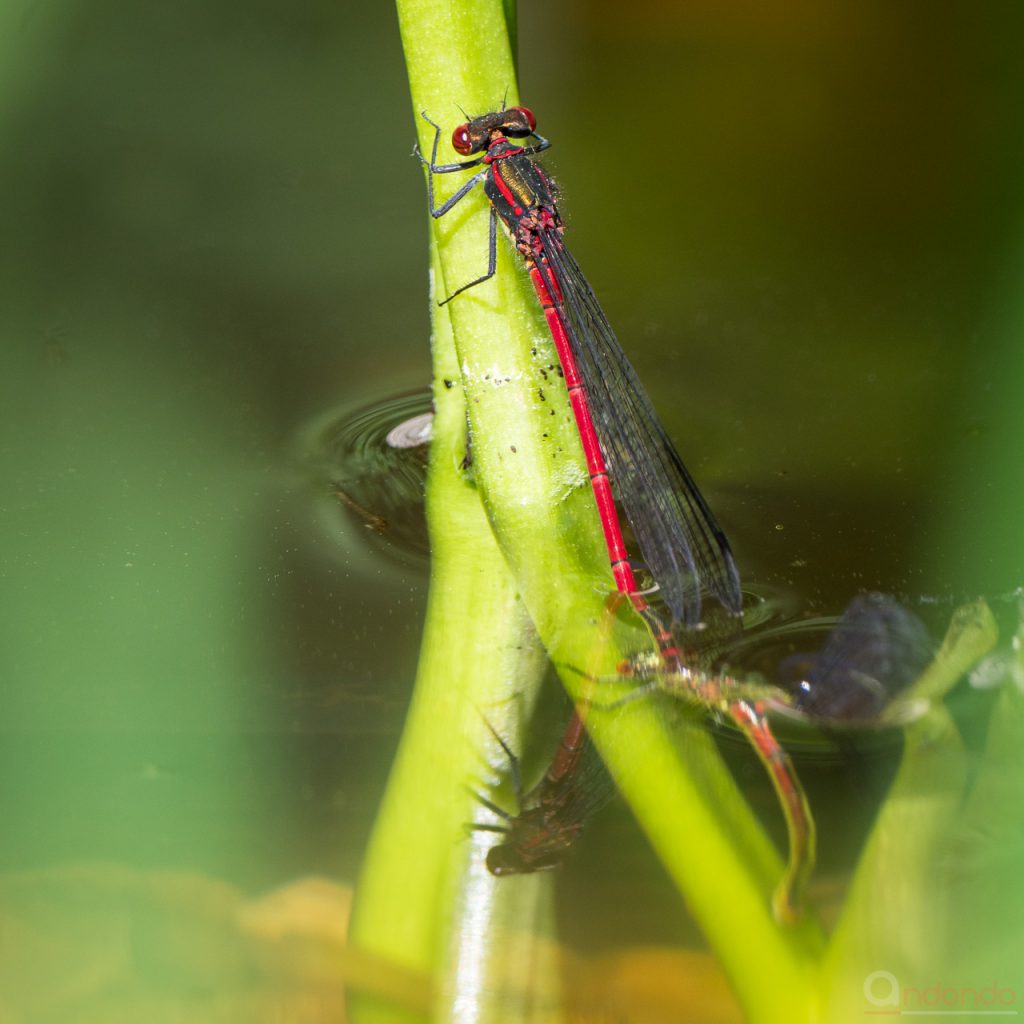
[349,242,560,1024]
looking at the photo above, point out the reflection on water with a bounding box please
[780,593,933,723]
[303,391,433,568]
[312,390,1019,783]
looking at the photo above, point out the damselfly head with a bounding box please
[486,836,563,876]
[485,843,524,875]
[451,106,537,155]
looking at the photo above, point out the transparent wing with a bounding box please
[537,232,741,627]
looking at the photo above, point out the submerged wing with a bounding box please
[537,232,741,627]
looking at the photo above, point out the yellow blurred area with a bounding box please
[0,866,750,1023]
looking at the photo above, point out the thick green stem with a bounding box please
[349,241,559,1024]
[350,12,563,1021]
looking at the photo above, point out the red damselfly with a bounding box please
[418,105,748,905]
[417,106,741,636]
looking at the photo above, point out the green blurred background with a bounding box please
[1,0,1022,974]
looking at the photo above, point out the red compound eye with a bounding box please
[451,124,473,155]
[508,105,536,132]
